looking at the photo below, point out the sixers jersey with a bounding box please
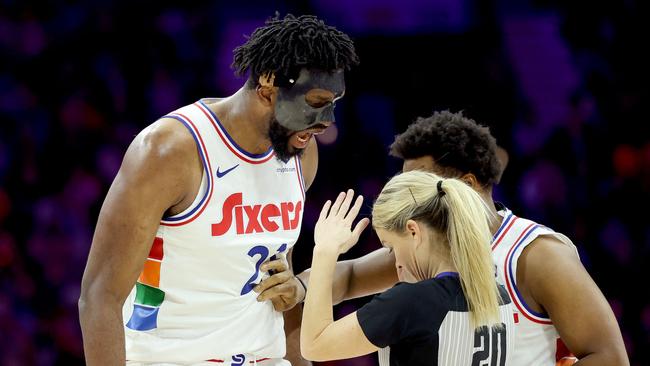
[491,205,577,365]
[122,99,305,363]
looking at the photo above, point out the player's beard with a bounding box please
[268,117,304,163]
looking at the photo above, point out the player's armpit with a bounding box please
[521,237,629,366]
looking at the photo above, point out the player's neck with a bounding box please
[211,87,273,154]
[478,188,501,235]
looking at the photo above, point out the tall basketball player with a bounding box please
[296,112,629,365]
[78,14,358,366]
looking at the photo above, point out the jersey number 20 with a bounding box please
[472,324,506,366]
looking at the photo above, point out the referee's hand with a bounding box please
[314,189,370,255]
[254,259,305,311]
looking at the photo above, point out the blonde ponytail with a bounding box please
[441,179,501,327]
[372,170,501,328]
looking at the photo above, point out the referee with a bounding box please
[300,171,515,366]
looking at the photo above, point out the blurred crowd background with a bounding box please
[1,0,649,365]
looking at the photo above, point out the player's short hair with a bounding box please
[390,111,501,187]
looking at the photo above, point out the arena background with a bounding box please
[1,0,649,364]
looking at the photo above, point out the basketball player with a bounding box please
[78,14,358,365]
[294,112,629,365]
[299,174,515,365]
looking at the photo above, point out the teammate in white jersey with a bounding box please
[79,14,358,366]
[297,111,629,365]
[300,173,515,365]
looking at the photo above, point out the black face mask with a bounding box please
[273,68,345,131]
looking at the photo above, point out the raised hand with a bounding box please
[314,189,370,255]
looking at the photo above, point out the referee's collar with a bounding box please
[435,272,459,279]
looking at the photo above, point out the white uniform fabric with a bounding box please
[126,357,292,366]
[491,207,578,365]
[122,99,305,364]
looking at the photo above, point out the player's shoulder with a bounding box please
[518,232,583,294]
[119,117,199,184]
[141,117,196,152]
[502,211,571,252]
[130,117,197,164]
[524,234,579,262]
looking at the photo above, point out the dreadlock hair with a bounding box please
[390,111,502,187]
[232,13,359,88]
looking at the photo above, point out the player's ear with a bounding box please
[256,86,275,106]
[459,173,480,190]
[256,73,276,107]
[495,146,509,183]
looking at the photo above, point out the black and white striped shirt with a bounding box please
[357,273,515,366]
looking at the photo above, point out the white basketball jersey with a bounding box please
[122,99,305,364]
[491,206,577,365]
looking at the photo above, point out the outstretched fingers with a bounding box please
[329,191,347,218]
[344,194,364,226]
[351,217,371,241]
[336,189,355,218]
[319,200,332,221]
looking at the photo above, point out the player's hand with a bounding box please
[254,258,305,311]
[314,189,370,255]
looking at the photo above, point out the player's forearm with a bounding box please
[284,305,313,366]
[297,259,353,305]
[300,248,338,357]
[298,249,398,305]
[79,296,126,366]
